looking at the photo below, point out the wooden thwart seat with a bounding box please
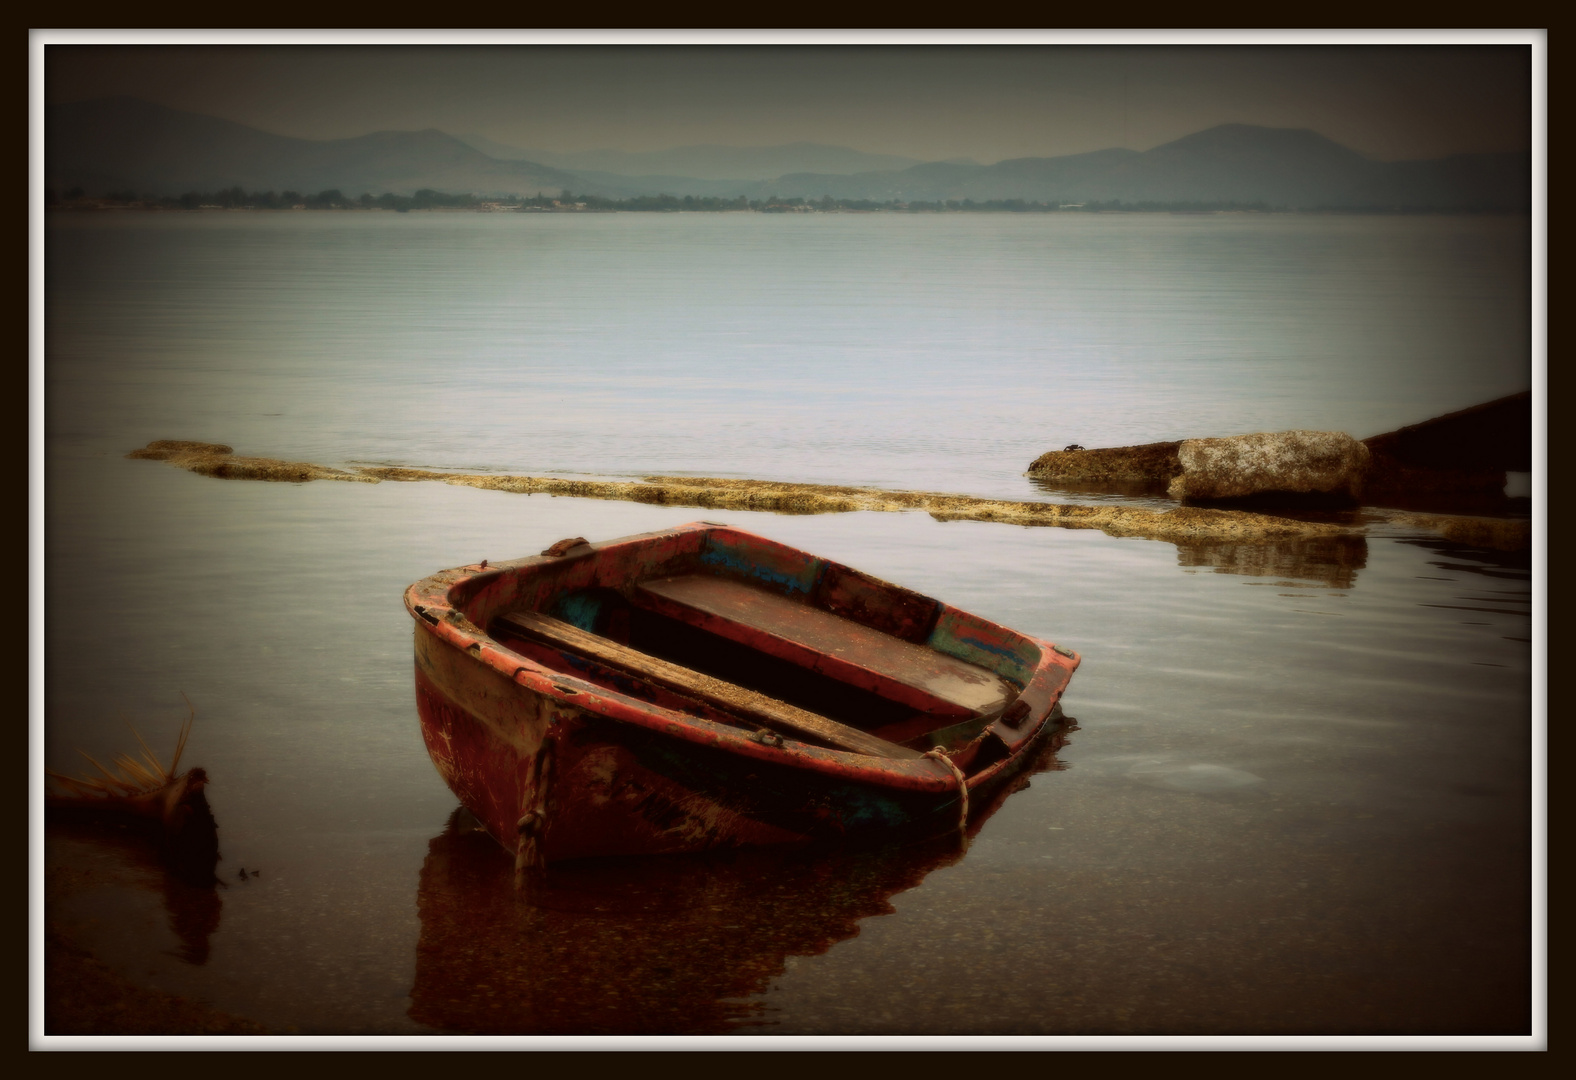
[493,610,923,760]
[633,575,1015,720]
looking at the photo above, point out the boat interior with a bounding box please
[486,569,1029,772]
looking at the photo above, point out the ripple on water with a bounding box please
[1128,761,1267,793]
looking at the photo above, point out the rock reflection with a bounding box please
[1025,475,1177,508]
[1398,536,1532,581]
[1175,535,1369,589]
[410,729,1073,1035]
[46,799,224,965]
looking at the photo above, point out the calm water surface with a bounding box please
[46,212,1529,493]
[41,213,1535,1040]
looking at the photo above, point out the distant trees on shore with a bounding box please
[50,187,488,211]
[47,186,1280,215]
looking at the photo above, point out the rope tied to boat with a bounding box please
[515,733,558,889]
[923,747,970,849]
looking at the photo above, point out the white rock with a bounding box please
[1167,430,1371,501]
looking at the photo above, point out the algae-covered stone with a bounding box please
[127,437,1527,550]
[125,440,376,483]
[1025,441,1182,489]
[1168,431,1370,503]
[126,440,234,461]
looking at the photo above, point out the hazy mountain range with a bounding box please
[46,97,586,200]
[47,97,1530,211]
[454,133,939,180]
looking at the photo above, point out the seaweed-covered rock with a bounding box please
[1167,430,1370,503]
[126,439,233,461]
[1024,441,1182,493]
[125,440,377,484]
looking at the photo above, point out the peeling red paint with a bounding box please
[406,522,1079,865]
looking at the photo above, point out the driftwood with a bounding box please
[47,695,210,835]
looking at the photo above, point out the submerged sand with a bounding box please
[126,441,1531,551]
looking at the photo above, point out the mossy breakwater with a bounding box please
[127,440,1530,551]
[1027,392,1533,514]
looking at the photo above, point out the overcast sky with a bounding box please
[42,38,1533,164]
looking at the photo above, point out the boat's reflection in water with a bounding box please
[409,723,1075,1034]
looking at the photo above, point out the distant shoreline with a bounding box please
[47,202,1528,217]
[45,185,1528,217]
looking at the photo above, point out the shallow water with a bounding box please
[42,449,1532,1038]
[40,212,1535,1041]
[46,212,1529,495]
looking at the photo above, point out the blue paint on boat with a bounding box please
[699,541,819,595]
[551,592,605,633]
[956,634,1025,663]
[927,618,1037,686]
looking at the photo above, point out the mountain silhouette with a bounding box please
[47,97,591,199]
[456,135,925,180]
[47,99,1529,211]
[757,125,1529,210]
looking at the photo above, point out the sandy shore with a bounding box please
[43,825,270,1037]
[45,926,270,1036]
[126,441,1531,551]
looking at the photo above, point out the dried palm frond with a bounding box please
[47,695,208,832]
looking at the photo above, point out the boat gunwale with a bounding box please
[404,521,1080,794]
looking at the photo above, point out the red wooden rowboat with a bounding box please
[405,521,1079,871]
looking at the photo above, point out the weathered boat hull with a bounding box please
[407,522,1079,865]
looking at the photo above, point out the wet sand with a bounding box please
[126,441,1531,551]
[44,821,270,1035]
